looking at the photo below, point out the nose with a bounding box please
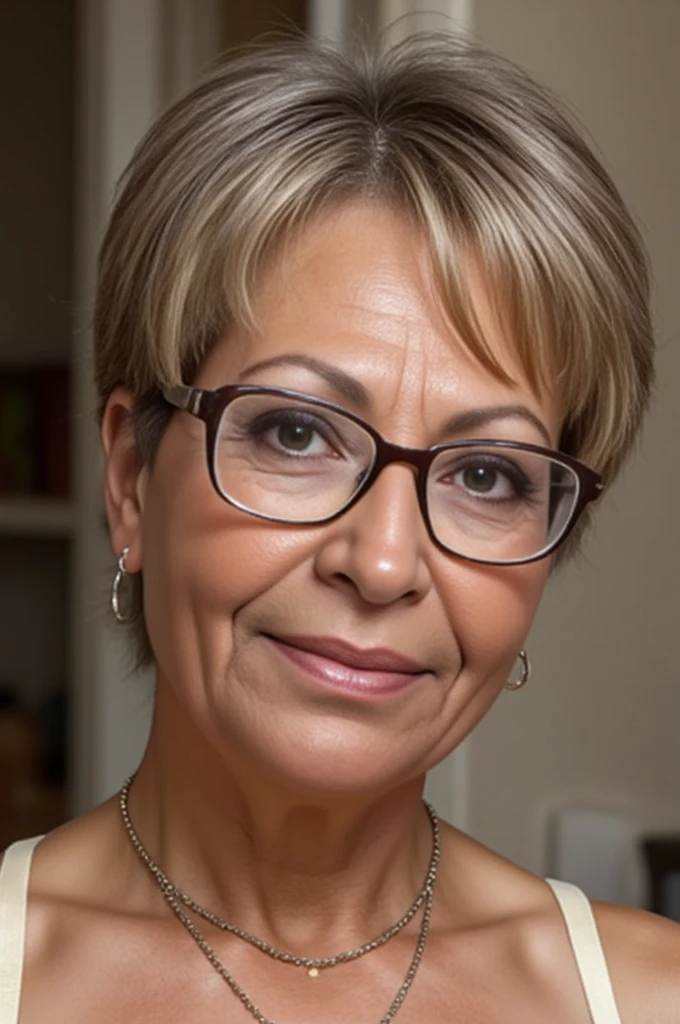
[313,464,433,606]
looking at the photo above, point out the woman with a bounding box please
[1,33,679,1024]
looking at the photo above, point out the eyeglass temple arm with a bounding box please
[161,383,204,417]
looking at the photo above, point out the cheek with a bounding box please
[439,557,549,685]
[417,558,549,769]
[139,452,322,676]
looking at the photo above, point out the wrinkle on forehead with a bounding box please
[232,202,559,439]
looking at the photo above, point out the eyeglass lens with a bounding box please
[213,393,580,563]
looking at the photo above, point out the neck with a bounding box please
[125,685,434,954]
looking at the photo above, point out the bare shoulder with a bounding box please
[2,798,132,960]
[593,900,680,1023]
[437,824,680,1021]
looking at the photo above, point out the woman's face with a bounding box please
[133,203,558,796]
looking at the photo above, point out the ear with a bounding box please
[101,386,148,573]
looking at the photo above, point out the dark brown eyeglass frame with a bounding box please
[162,383,604,566]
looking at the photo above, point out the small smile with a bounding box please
[265,633,429,700]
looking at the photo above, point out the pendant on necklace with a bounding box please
[307,967,320,978]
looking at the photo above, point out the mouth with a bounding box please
[264,633,429,699]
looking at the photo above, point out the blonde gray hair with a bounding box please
[94,33,654,667]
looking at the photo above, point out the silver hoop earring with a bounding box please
[505,649,531,691]
[111,546,132,624]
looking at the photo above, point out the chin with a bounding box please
[224,725,429,802]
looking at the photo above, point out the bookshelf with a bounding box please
[0,497,75,539]
[0,0,75,844]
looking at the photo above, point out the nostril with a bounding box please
[333,571,354,589]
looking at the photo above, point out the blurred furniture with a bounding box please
[0,689,67,848]
[548,807,636,905]
[0,0,74,840]
[640,836,680,922]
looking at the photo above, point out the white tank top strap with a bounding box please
[545,877,623,1024]
[0,836,42,1024]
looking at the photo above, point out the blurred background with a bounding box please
[1,0,678,919]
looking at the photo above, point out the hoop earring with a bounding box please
[505,649,530,691]
[111,546,132,624]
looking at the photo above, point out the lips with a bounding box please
[265,632,429,699]
[271,634,427,674]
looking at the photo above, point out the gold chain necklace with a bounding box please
[119,774,439,976]
[119,774,439,1023]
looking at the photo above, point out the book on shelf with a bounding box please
[0,364,70,500]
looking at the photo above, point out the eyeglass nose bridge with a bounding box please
[352,436,438,537]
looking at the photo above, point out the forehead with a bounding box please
[201,202,559,440]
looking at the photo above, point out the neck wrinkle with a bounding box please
[127,713,432,951]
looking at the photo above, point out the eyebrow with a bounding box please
[239,354,551,445]
[239,354,371,407]
[440,406,552,445]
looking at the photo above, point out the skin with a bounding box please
[9,203,680,1023]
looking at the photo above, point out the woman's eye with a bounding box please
[449,459,531,501]
[247,412,335,457]
[459,466,502,494]
[275,421,318,452]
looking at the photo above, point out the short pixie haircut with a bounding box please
[94,33,654,667]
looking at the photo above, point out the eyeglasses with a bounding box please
[161,384,603,566]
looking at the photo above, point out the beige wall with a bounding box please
[464,0,680,882]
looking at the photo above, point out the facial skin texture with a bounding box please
[107,202,556,803]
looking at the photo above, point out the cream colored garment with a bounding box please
[0,841,622,1024]
[0,837,42,1024]
[546,878,623,1023]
